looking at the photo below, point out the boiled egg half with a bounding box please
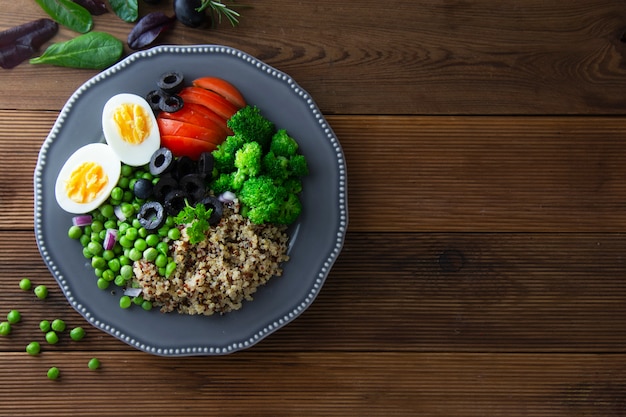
[55,143,121,214]
[102,93,160,166]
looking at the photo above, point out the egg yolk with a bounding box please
[112,103,151,145]
[65,162,109,204]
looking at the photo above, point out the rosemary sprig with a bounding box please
[196,1,241,27]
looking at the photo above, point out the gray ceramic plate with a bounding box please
[34,45,347,356]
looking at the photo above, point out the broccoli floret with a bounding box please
[239,176,287,224]
[210,172,235,194]
[212,134,247,172]
[269,129,298,157]
[262,151,290,182]
[282,177,303,194]
[288,154,309,177]
[274,193,303,225]
[234,142,262,177]
[227,105,276,149]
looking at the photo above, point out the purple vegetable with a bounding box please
[72,215,93,227]
[71,0,108,15]
[127,12,176,50]
[103,229,118,251]
[0,19,58,69]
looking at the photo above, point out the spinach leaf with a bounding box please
[34,0,93,33]
[109,0,139,23]
[29,32,123,69]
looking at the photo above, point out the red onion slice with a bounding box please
[103,229,118,251]
[124,287,142,297]
[72,215,93,227]
[114,205,126,221]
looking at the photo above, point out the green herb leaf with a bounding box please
[34,0,93,33]
[109,0,139,23]
[29,32,124,69]
[174,202,213,244]
[196,1,242,27]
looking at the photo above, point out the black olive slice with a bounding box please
[159,94,183,113]
[174,156,196,180]
[180,174,206,204]
[133,178,154,199]
[145,89,166,113]
[152,174,178,203]
[137,201,166,231]
[163,189,188,216]
[197,152,214,178]
[149,147,174,176]
[199,196,223,226]
[157,71,184,94]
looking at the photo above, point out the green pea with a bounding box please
[119,255,131,266]
[34,285,48,299]
[0,322,11,336]
[26,341,41,355]
[87,241,103,256]
[96,278,109,290]
[104,219,117,230]
[125,227,138,241]
[45,331,59,345]
[143,247,159,262]
[121,164,133,177]
[19,278,32,291]
[79,234,91,247]
[83,225,92,236]
[39,320,51,332]
[7,310,21,324]
[91,256,106,269]
[119,235,133,248]
[88,357,100,370]
[156,242,169,256]
[108,258,121,273]
[134,238,147,252]
[90,220,104,233]
[47,367,60,380]
[51,319,66,332]
[68,225,82,240]
[155,253,168,268]
[131,218,142,229]
[141,300,153,311]
[102,249,115,261]
[110,187,124,201]
[70,327,86,341]
[145,234,160,247]
[138,227,148,239]
[167,228,181,240]
[118,176,130,190]
[129,248,142,262]
[102,269,115,282]
[82,247,94,259]
[94,267,104,278]
[133,296,144,306]
[118,222,130,234]
[120,264,133,280]
[119,296,132,309]
[157,226,169,237]
[100,204,115,218]
[165,216,175,227]
[114,275,125,286]
[121,203,135,219]
[165,261,177,278]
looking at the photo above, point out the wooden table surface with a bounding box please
[2,1,626,415]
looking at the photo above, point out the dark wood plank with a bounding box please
[2,1,626,114]
[0,351,624,416]
[5,111,626,233]
[2,231,625,352]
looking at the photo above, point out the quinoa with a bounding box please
[132,200,290,315]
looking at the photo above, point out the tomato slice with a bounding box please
[191,77,246,109]
[157,118,226,145]
[158,103,230,136]
[160,135,217,160]
[179,87,240,121]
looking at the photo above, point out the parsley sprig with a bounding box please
[174,201,213,244]
[196,1,242,27]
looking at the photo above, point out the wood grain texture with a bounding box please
[5,111,626,232]
[2,1,626,114]
[0,352,625,416]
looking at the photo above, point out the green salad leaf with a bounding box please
[34,0,93,33]
[29,32,124,69]
[109,0,139,23]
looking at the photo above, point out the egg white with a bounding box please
[102,93,160,166]
[55,143,121,214]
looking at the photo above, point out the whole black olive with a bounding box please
[175,156,196,180]
[173,0,207,28]
[133,178,154,199]
[163,189,188,216]
[180,174,206,203]
[157,71,184,94]
[149,147,174,176]
[199,196,223,225]
[137,201,166,231]
[152,174,179,202]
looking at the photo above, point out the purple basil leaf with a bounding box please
[128,12,176,50]
[71,0,108,15]
[0,19,58,69]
